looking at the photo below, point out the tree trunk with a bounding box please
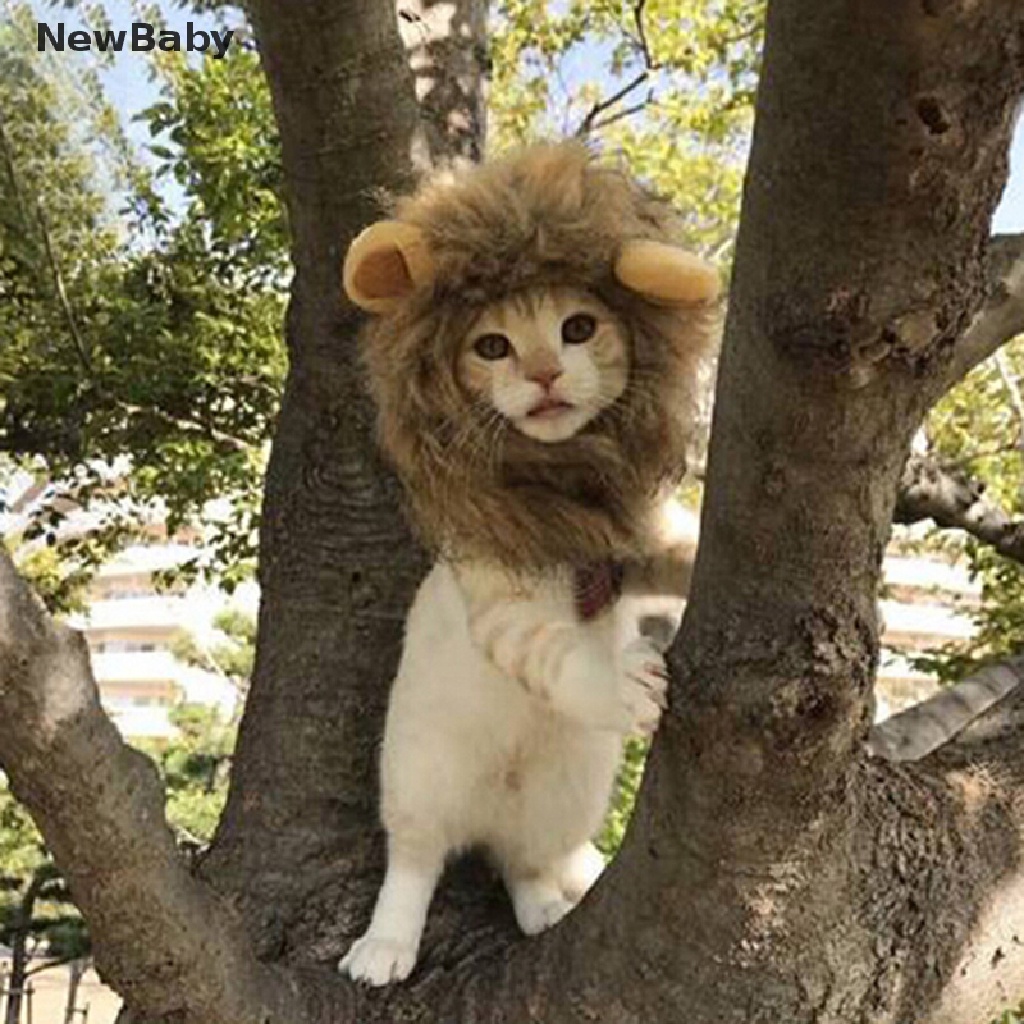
[197,0,492,962]
[1,2,1024,1023]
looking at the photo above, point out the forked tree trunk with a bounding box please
[1,2,1024,1023]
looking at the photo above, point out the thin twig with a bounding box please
[633,0,660,71]
[35,205,94,375]
[1,101,93,375]
[25,954,85,979]
[574,0,659,137]
[0,107,27,225]
[117,402,253,454]
[587,95,655,134]
[575,71,650,136]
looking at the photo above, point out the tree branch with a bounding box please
[574,72,651,136]
[867,653,1024,761]
[947,232,1024,385]
[34,204,94,377]
[894,453,1024,564]
[632,0,660,71]
[0,549,300,1023]
[574,0,658,136]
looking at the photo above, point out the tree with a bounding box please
[2,3,1024,1024]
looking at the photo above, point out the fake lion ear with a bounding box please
[342,221,435,313]
[614,240,720,305]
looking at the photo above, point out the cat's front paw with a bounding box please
[619,637,669,736]
[555,643,634,731]
[340,934,418,986]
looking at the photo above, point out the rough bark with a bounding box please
[1,2,1024,1024]
[610,3,1024,1020]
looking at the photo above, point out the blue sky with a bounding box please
[26,0,1024,235]
[993,128,1024,233]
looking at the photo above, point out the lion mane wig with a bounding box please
[342,141,719,571]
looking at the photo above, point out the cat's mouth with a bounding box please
[526,398,575,419]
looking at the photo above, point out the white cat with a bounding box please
[336,141,717,987]
[340,289,681,986]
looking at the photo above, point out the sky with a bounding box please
[994,128,1024,233]
[22,0,1024,235]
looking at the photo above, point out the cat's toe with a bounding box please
[340,935,418,986]
[515,894,575,936]
[619,637,669,735]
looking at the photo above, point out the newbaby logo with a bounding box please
[38,22,234,60]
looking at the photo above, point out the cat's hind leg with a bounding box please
[556,840,605,903]
[504,841,605,936]
[340,839,444,986]
[507,871,575,936]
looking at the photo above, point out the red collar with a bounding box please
[573,561,624,621]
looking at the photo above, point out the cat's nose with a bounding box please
[526,367,563,389]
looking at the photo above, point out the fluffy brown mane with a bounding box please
[358,141,717,571]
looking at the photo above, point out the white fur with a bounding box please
[458,287,628,443]
[340,563,667,985]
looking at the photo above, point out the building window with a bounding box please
[92,640,163,654]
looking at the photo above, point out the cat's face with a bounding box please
[458,287,629,443]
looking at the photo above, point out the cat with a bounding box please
[340,287,678,986]
[337,142,718,986]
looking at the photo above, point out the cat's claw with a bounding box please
[340,934,418,987]
[620,637,669,736]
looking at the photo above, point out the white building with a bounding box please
[66,543,244,738]
[1,471,248,740]
[875,551,980,721]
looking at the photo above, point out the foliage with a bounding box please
[909,337,1024,682]
[135,703,237,843]
[991,1006,1024,1024]
[911,538,1024,684]
[490,0,762,260]
[596,738,647,856]
[170,607,255,688]
[928,342,1024,511]
[0,3,286,595]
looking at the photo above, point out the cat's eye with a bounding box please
[473,333,512,360]
[561,313,597,345]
